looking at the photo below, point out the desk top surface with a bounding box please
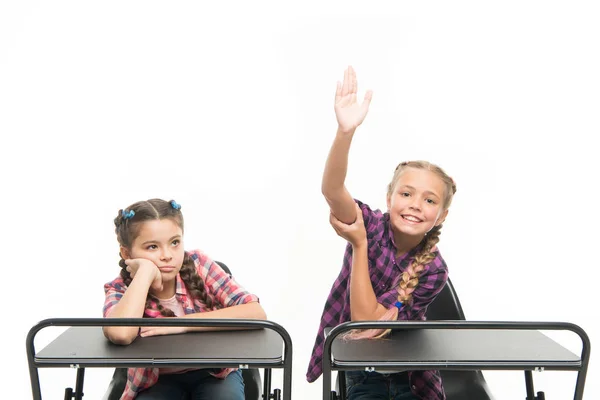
[329,328,580,369]
[36,327,283,367]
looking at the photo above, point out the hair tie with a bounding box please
[394,301,403,309]
[122,209,135,220]
[170,200,182,210]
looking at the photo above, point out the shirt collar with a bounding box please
[175,273,187,297]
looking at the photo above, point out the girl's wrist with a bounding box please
[352,241,368,251]
[134,268,158,285]
[336,125,356,136]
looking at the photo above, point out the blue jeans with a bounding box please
[345,371,417,400]
[136,369,244,400]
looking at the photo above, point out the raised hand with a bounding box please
[124,258,163,292]
[329,203,368,248]
[335,66,373,133]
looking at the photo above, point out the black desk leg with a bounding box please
[525,370,535,400]
[29,366,42,400]
[574,370,587,400]
[75,368,85,400]
[263,368,272,400]
[64,368,85,400]
[524,371,546,400]
[323,368,331,400]
[339,371,347,400]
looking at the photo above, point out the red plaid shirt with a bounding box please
[307,200,448,400]
[103,250,260,400]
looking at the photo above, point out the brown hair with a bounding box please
[114,199,221,316]
[346,161,456,340]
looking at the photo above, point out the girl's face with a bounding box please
[124,218,185,282]
[386,167,448,239]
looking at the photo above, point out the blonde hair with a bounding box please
[345,161,456,340]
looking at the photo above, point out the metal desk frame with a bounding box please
[27,318,293,400]
[322,321,590,400]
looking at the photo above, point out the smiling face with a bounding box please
[386,167,449,241]
[121,218,185,282]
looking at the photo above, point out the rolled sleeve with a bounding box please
[354,199,380,236]
[377,287,400,310]
[103,279,127,317]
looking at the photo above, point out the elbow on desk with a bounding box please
[103,327,137,346]
[250,302,267,320]
[350,309,384,322]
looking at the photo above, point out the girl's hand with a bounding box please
[329,203,368,248]
[140,323,187,337]
[124,258,163,292]
[335,66,373,134]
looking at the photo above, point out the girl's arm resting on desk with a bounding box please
[103,267,158,345]
[139,302,266,337]
[330,205,388,321]
[349,243,390,321]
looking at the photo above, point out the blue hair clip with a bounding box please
[170,200,181,210]
[394,301,403,310]
[122,209,135,220]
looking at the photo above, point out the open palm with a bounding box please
[335,66,373,133]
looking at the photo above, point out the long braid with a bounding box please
[153,298,176,317]
[397,225,441,305]
[179,252,222,311]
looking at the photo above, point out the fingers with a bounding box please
[329,213,346,236]
[354,202,365,222]
[342,67,349,97]
[350,65,357,95]
[140,327,153,337]
[335,81,342,105]
[151,278,163,292]
[361,90,373,114]
[329,212,342,227]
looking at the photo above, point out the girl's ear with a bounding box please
[436,209,449,226]
[120,246,131,260]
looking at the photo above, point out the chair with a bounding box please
[334,278,495,400]
[425,278,495,400]
[103,261,263,400]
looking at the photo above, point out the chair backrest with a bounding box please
[425,278,466,321]
[424,278,496,400]
[215,260,232,276]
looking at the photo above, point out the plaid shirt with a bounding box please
[307,200,448,400]
[103,250,260,400]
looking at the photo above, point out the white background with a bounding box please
[1,1,598,399]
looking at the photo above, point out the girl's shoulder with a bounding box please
[185,249,218,274]
[186,249,212,263]
[104,274,128,293]
[424,247,449,275]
